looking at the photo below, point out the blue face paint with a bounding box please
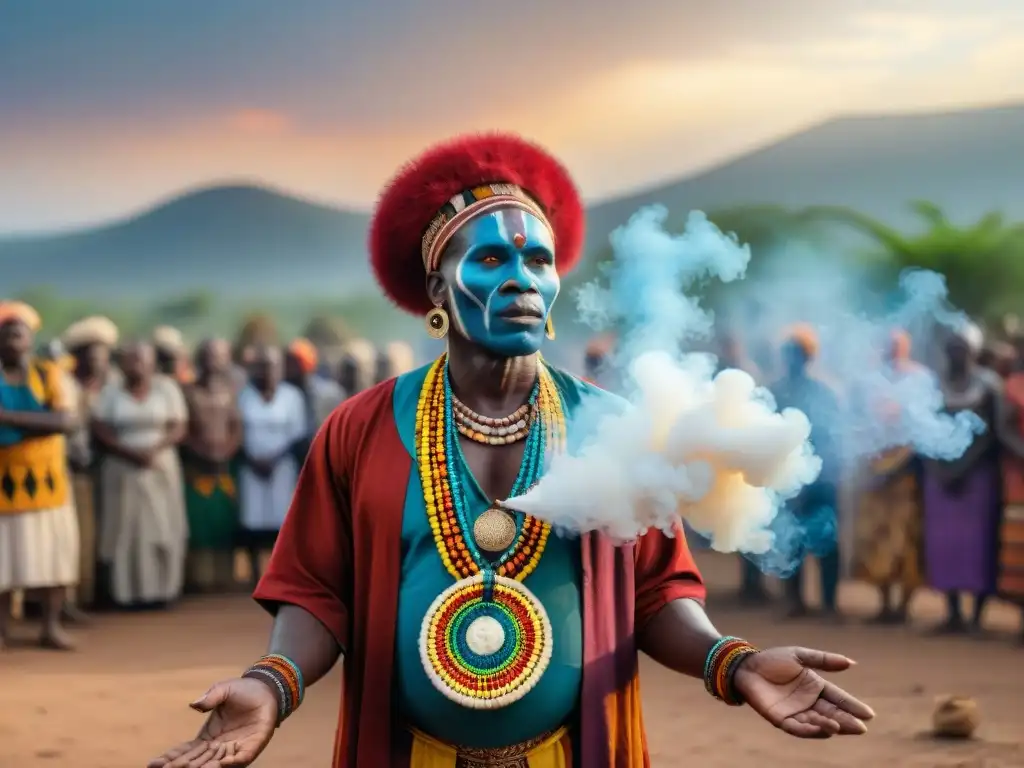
[438,208,558,357]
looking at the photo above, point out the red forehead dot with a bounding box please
[512,233,526,248]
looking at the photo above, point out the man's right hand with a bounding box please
[147,678,278,768]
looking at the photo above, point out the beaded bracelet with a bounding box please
[703,636,758,706]
[242,653,306,725]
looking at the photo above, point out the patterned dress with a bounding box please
[852,447,923,589]
[0,360,78,594]
[996,372,1024,602]
[850,363,927,591]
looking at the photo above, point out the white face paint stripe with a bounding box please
[495,211,509,243]
[445,283,469,338]
[453,255,484,334]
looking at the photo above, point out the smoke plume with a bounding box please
[502,206,980,566]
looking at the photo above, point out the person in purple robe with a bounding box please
[922,326,1002,634]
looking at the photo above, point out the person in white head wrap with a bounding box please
[59,315,121,613]
[152,325,191,383]
[920,321,1003,633]
[62,316,120,392]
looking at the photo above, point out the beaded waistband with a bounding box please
[409,726,567,768]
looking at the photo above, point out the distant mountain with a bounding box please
[2,101,1021,303]
[0,185,371,299]
[583,101,1024,254]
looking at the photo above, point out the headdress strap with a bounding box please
[421,183,553,272]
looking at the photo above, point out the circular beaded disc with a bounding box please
[419,573,553,710]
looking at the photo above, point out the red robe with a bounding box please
[255,378,706,767]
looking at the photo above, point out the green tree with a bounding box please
[150,291,215,324]
[805,201,1024,318]
[303,314,351,346]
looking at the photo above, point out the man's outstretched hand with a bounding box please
[147,678,278,768]
[733,646,875,738]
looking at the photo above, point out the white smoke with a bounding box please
[502,205,979,559]
[504,207,822,553]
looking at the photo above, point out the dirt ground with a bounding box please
[3,552,1023,768]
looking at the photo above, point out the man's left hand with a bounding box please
[732,647,874,738]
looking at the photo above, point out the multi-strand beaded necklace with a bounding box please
[414,355,567,710]
[415,354,565,580]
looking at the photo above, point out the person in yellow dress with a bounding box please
[850,330,926,624]
[0,302,80,650]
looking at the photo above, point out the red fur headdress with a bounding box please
[369,133,585,315]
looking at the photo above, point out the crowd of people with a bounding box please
[1,297,1023,652]
[0,301,413,650]
[708,321,1024,644]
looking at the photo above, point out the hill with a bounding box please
[1,101,1021,308]
[583,101,1024,254]
[0,185,371,299]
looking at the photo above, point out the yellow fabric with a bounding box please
[191,473,237,499]
[0,360,70,514]
[409,726,569,767]
[603,675,648,767]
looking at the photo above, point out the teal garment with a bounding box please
[0,369,47,446]
[392,363,592,748]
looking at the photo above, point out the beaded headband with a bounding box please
[420,183,553,272]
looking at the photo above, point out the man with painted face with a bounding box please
[149,135,872,768]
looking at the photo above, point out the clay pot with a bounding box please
[931,695,979,739]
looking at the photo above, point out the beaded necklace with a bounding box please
[415,355,565,581]
[415,355,567,710]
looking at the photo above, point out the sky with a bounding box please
[1,1,1022,234]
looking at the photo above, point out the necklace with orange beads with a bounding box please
[414,355,567,710]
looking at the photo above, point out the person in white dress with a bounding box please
[92,341,188,609]
[238,345,306,586]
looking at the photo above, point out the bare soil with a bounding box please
[2,551,1023,767]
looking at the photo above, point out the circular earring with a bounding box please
[425,306,449,339]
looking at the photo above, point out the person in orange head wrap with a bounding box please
[150,136,872,768]
[770,323,842,619]
[850,330,926,624]
[284,337,344,458]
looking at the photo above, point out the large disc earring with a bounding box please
[426,306,449,339]
[545,315,556,341]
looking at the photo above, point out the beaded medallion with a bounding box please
[414,355,566,709]
[419,571,553,710]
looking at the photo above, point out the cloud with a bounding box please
[0,1,1022,230]
[0,0,976,129]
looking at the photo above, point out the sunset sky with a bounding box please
[1,1,1022,233]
